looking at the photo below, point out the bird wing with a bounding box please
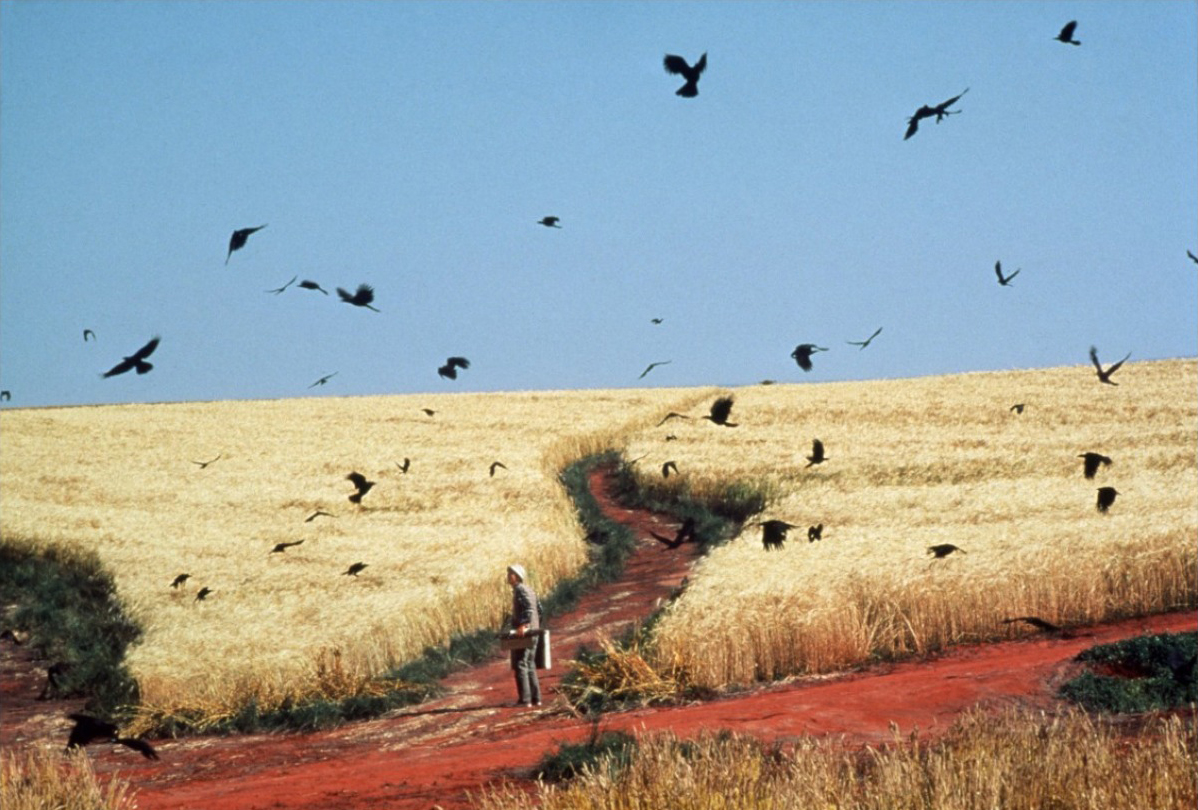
[709,397,733,423]
[1188,250,1198,264]
[692,52,707,77]
[940,88,969,109]
[1059,21,1077,40]
[663,54,692,76]
[355,284,375,303]
[346,472,368,489]
[904,117,919,140]
[1106,352,1131,375]
[995,261,1004,282]
[131,337,160,362]
[448,356,470,369]
[102,358,137,378]
[1088,346,1103,373]
[1006,268,1020,282]
[812,439,824,458]
[336,287,354,303]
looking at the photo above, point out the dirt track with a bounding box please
[4,466,1194,809]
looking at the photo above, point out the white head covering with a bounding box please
[507,564,526,582]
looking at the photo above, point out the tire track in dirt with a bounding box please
[5,466,1194,810]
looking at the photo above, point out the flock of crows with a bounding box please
[7,17,1193,761]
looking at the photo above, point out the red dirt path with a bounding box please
[3,467,1194,809]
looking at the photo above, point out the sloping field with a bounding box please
[623,359,1197,686]
[1,360,1194,720]
[0,386,713,721]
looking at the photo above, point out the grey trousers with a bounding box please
[510,638,541,704]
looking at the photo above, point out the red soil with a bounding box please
[3,466,1194,809]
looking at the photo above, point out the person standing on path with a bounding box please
[506,564,541,707]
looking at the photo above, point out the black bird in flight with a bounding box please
[83,329,96,342]
[101,336,160,378]
[1078,452,1112,480]
[304,510,335,523]
[994,261,1020,286]
[650,317,664,324]
[808,523,823,542]
[847,328,882,350]
[791,344,828,371]
[904,88,969,140]
[195,586,212,601]
[337,282,378,311]
[928,543,966,559]
[1096,486,1119,513]
[1188,250,1198,265]
[298,280,329,295]
[170,573,191,589]
[396,458,411,473]
[270,540,304,554]
[1089,346,1130,385]
[192,454,221,469]
[662,460,679,478]
[66,714,159,760]
[226,225,267,264]
[657,412,691,426]
[1010,403,1026,414]
[0,390,10,402]
[346,472,375,503]
[639,360,672,379]
[309,372,338,388]
[266,275,297,295]
[489,461,508,477]
[1003,616,1062,633]
[1055,20,1081,46]
[805,439,827,468]
[338,284,380,312]
[537,216,562,228]
[703,396,737,427]
[651,517,697,549]
[663,52,707,97]
[421,408,436,417]
[759,519,799,550]
[438,356,471,380]
[343,562,368,577]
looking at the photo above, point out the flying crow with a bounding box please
[663,52,707,97]
[102,337,160,378]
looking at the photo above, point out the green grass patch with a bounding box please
[1060,631,1197,713]
[536,728,640,782]
[0,537,141,719]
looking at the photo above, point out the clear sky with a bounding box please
[2,1,1195,409]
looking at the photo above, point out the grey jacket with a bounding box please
[511,582,540,631]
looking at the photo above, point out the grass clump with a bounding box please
[1,749,136,810]
[475,708,1197,810]
[0,537,141,718]
[1060,630,1197,713]
[535,728,639,783]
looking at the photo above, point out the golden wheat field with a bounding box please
[1,360,1194,720]
[623,359,1198,686]
[0,386,714,722]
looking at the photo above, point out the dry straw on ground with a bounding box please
[0,748,136,810]
[625,360,1197,687]
[473,709,1196,810]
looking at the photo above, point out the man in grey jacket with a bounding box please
[506,564,541,707]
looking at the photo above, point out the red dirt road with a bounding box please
[4,467,1195,809]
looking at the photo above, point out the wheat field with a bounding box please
[0,387,713,722]
[1,360,1194,719]
[623,360,1197,686]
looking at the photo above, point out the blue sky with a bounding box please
[2,1,1195,408]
